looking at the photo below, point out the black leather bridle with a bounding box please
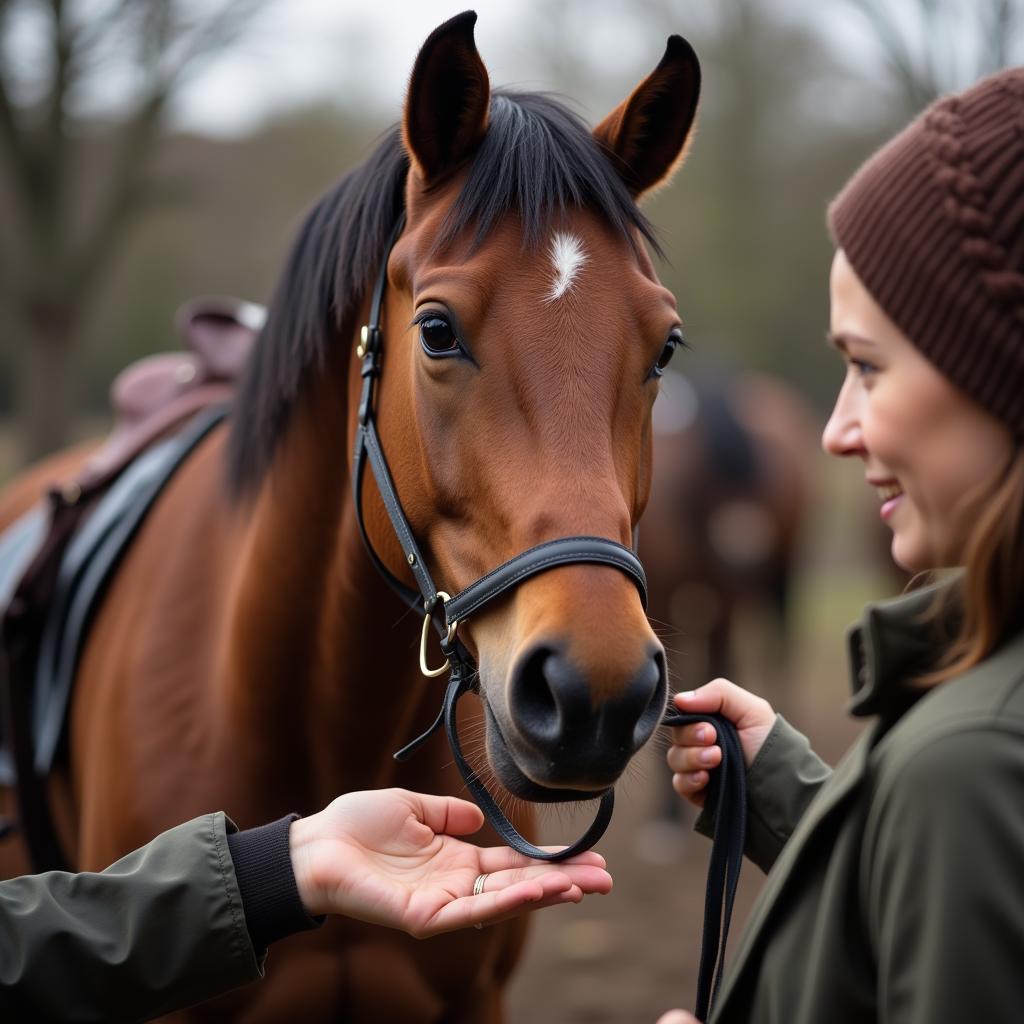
[351,214,744,1021]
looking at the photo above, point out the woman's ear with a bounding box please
[402,11,491,185]
[593,35,701,199]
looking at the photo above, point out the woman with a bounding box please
[660,67,1024,1023]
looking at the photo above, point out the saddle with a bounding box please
[0,297,262,870]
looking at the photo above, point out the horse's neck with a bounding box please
[221,369,432,807]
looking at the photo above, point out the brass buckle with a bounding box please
[420,591,459,678]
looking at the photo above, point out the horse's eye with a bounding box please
[652,330,684,378]
[419,315,459,356]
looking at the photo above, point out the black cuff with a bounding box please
[227,814,324,951]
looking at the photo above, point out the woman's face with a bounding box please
[823,249,1014,572]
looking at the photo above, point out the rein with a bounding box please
[351,216,745,1019]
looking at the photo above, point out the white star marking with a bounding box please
[546,232,588,302]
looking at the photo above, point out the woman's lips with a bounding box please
[873,480,904,522]
[880,493,903,521]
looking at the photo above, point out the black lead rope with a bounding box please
[353,214,745,1019]
[662,709,747,1022]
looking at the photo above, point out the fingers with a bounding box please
[657,1011,702,1024]
[422,872,585,937]
[673,679,776,768]
[670,771,708,806]
[666,726,721,774]
[666,717,719,807]
[403,791,485,837]
[474,861,613,897]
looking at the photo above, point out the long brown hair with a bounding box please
[919,446,1024,684]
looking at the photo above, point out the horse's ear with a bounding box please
[593,35,701,199]
[403,11,490,184]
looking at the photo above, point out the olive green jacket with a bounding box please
[0,811,262,1022]
[706,582,1024,1023]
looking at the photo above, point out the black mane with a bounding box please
[227,91,660,496]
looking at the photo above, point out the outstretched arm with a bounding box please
[0,790,613,1021]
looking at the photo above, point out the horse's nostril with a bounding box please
[511,645,581,745]
[509,642,667,768]
[632,648,668,748]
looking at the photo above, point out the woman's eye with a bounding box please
[651,330,684,378]
[418,315,459,356]
[850,358,876,377]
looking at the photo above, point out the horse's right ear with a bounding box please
[593,35,701,200]
[403,11,490,185]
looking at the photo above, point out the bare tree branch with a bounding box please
[0,2,40,210]
[0,0,269,457]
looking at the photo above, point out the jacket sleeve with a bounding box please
[864,726,1024,1024]
[0,811,263,1022]
[696,714,833,872]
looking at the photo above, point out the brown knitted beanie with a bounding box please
[828,68,1024,436]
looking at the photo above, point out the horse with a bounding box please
[640,369,818,696]
[0,12,700,1022]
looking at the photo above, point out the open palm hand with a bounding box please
[289,789,612,938]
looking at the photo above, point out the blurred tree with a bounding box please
[74,105,380,410]
[0,0,264,461]
[842,0,1024,115]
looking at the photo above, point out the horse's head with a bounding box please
[342,13,700,801]
[231,12,699,802]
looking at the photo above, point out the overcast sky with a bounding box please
[164,0,870,135]
[169,1,582,135]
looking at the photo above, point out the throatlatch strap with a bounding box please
[661,710,747,1022]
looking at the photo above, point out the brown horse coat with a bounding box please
[0,13,702,1021]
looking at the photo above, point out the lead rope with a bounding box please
[662,710,747,1022]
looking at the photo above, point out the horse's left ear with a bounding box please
[403,11,491,184]
[593,35,701,199]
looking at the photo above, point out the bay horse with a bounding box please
[0,12,700,1022]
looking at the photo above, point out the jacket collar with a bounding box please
[845,575,961,718]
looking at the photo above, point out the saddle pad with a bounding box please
[0,408,227,785]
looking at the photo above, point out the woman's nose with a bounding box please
[822,381,864,457]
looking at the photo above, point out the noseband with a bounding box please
[352,216,744,1020]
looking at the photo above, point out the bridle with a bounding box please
[351,214,745,1020]
[352,215,640,860]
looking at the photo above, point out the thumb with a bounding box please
[674,677,773,732]
[407,791,485,837]
[657,1011,701,1024]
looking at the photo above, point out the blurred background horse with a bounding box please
[642,368,819,697]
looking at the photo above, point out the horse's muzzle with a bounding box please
[494,641,666,794]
